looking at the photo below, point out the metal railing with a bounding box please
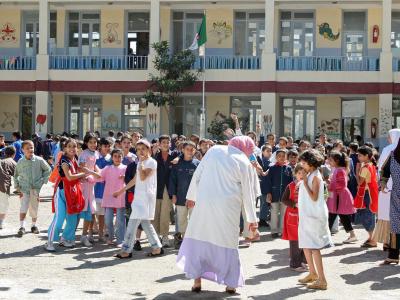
[276,56,380,71]
[0,56,36,70]
[193,55,261,70]
[49,55,148,70]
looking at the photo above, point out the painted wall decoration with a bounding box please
[379,107,392,137]
[318,23,340,41]
[0,112,18,129]
[0,22,17,43]
[103,23,121,45]
[318,118,341,139]
[209,21,232,44]
[36,114,47,132]
[148,113,158,134]
[370,118,378,138]
[262,114,273,136]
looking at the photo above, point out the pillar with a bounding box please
[378,94,393,149]
[35,91,50,137]
[380,0,392,81]
[261,93,277,136]
[37,0,49,79]
[149,0,160,58]
[262,0,276,80]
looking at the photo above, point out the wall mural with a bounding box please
[318,118,341,139]
[103,23,121,45]
[379,107,392,137]
[148,113,158,134]
[318,23,340,41]
[209,21,232,44]
[0,112,18,129]
[0,22,17,43]
[36,114,47,132]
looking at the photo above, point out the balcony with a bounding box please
[193,55,261,70]
[0,56,36,70]
[49,55,148,70]
[276,56,380,71]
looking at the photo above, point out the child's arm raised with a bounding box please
[303,174,321,202]
[113,175,136,197]
[138,161,153,181]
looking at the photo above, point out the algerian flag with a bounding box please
[188,14,207,51]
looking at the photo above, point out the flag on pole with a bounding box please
[188,14,207,50]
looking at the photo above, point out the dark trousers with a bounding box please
[388,233,400,260]
[289,240,306,268]
[328,213,353,233]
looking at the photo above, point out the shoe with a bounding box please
[133,240,142,251]
[258,220,268,227]
[225,287,236,294]
[191,286,201,293]
[343,236,358,244]
[80,235,93,247]
[88,235,95,243]
[17,227,26,237]
[161,236,170,248]
[60,239,75,248]
[293,266,308,272]
[31,225,39,234]
[298,273,318,284]
[147,248,164,257]
[239,240,251,247]
[271,233,279,239]
[379,258,399,265]
[45,242,56,252]
[307,280,327,290]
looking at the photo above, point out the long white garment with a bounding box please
[185,145,258,249]
[130,158,157,220]
[377,129,400,221]
[298,170,332,249]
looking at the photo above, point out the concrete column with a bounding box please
[38,0,49,55]
[261,93,277,135]
[378,93,393,149]
[380,0,392,81]
[262,0,276,81]
[150,0,160,57]
[35,91,50,137]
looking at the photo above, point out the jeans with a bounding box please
[259,194,271,221]
[47,189,79,243]
[105,207,126,244]
[270,202,286,234]
[122,219,162,253]
[358,193,376,232]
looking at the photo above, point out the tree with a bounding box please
[143,41,199,132]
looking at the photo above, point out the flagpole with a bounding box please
[200,11,206,139]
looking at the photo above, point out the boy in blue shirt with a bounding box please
[169,141,200,249]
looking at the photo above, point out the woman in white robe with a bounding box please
[373,129,400,246]
[176,136,259,293]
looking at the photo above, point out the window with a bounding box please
[68,96,102,137]
[122,96,147,135]
[393,98,400,128]
[20,96,35,140]
[49,12,57,54]
[234,12,265,56]
[230,96,261,133]
[280,11,314,57]
[392,12,400,57]
[341,99,365,144]
[172,12,203,53]
[67,12,100,55]
[174,97,203,136]
[127,12,150,56]
[24,12,39,56]
[343,12,366,61]
[281,98,316,141]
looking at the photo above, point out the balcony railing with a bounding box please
[0,56,36,70]
[49,55,148,70]
[276,56,380,71]
[193,55,261,70]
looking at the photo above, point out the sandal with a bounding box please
[379,258,399,266]
[307,280,327,290]
[225,287,236,294]
[191,286,201,293]
[147,248,164,257]
[298,273,318,284]
[361,241,377,248]
[113,252,132,259]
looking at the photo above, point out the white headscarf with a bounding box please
[378,128,400,170]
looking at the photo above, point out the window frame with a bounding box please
[340,98,366,143]
[229,96,262,133]
[172,10,203,53]
[341,10,367,58]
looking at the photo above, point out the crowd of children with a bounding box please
[0,126,399,292]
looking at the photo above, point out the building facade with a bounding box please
[0,0,399,148]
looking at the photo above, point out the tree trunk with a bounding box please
[167,105,176,134]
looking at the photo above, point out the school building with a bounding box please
[0,0,399,148]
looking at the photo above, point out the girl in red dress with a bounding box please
[282,163,308,272]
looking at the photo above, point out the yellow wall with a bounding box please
[317,96,341,139]
[52,94,65,133]
[0,94,20,133]
[101,9,124,48]
[366,96,379,139]
[206,8,233,48]
[368,8,382,49]
[160,7,171,41]
[206,95,230,129]
[0,9,21,48]
[316,8,342,48]
[56,9,66,48]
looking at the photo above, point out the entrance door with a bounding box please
[341,99,365,144]
[282,98,316,141]
[81,22,100,55]
[69,96,102,137]
[124,116,146,135]
[393,114,400,128]
[24,13,39,56]
[20,96,35,139]
[174,97,203,136]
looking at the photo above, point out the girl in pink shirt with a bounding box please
[101,149,127,245]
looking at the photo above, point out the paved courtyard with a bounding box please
[0,183,399,300]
